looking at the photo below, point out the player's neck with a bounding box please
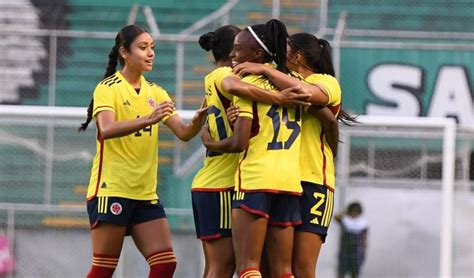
[120,68,142,88]
[216,59,232,68]
[297,66,313,79]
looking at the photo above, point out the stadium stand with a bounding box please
[327,0,474,32]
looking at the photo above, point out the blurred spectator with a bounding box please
[335,202,368,278]
[0,233,15,276]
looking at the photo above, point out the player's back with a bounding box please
[192,67,239,190]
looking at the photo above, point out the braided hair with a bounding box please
[78,25,147,132]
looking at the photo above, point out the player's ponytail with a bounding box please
[78,45,119,132]
[288,33,357,125]
[337,107,358,126]
[318,38,335,77]
[246,19,289,73]
[103,45,119,79]
[288,33,335,76]
[79,25,147,132]
[78,98,94,132]
[199,25,240,63]
[264,19,289,73]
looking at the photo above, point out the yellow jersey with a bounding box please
[87,71,173,200]
[300,73,341,190]
[192,67,239,191]
[234,74,302,195]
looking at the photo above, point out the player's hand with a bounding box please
[149,100,175,124]
[200,125,212,147]
[226,104,239,126]
[192,98,208,128]
[233,62,267,77]
[277,86,311,107]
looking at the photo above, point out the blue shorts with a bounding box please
[192,190,233,240]
[232,191,301,226]
[87,196,166,235]
[295,182,334,242]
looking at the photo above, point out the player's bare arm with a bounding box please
[165,98,208,142]
[221,76,310,106]
[201,116,252,153]
[233,62,328,105]
[308,105,339,157]
[97,101,174,139]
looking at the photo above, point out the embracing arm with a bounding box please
[96,100,174,139]
[233,62,329,105]
[201,116,252,153]
[221,76,310,106]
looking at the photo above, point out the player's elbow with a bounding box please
[98,127,118,140]
[229,139,248,152]
[226,85,243,98]
[224,80,248,98]
[233,144,247,152]
[308,91,329,106]
[322,116,338,131]
[170,122,197,142]
[176,133,193,142]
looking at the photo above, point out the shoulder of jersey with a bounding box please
[242,73,267,84]
[98,73,122,87]
[214,66,233,75]
[146,81,161,88]
[307,73,337,82]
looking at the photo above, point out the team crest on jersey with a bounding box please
[110,202,123,215]
[148,98,156,109]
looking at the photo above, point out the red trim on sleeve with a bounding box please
[328,104,340,116]
[93,105,114,114]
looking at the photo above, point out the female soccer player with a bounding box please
[192,25,241,278]
[201,19,301,278]
[193,25,311,278]
[78,25,207,278]
[233,33,357,277]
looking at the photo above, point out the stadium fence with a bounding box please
[1,106,472,277]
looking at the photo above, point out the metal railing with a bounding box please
[338,116,458,278]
